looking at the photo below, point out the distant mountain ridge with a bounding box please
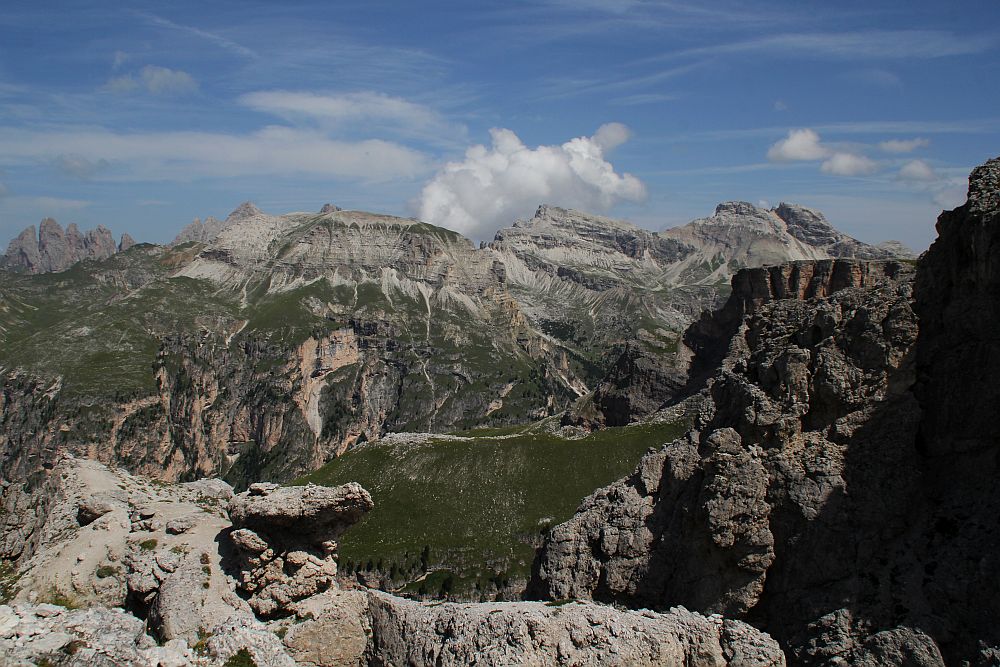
[0,197,917,485]
[1,218,135,274]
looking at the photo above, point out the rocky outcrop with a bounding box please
[1,218,135,274]
[538,157,1000,665]
[228,482,373,617]
[0,602,296,666]
[366,592,784,666]
[538,257,925,662]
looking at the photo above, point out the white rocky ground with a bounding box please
[0,455,786,666]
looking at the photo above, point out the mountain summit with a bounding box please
[1,218,135,274]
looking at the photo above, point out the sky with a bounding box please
[1,0,998,251]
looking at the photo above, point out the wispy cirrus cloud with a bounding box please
[136,12,257,59]
[644,30,996,64]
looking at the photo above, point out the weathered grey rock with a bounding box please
[228,482,373,617]
[1,218,126,274]
[165,515,198,535]
[147,550,251,644]
[366,591,785,666]
[540,256,928,660]
[282,588,371,667]
[206,615,297,667]
[77,494,119,526]
[0,602,174,666]
[229,482,373,551]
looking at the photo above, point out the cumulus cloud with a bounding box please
[418,123,645,239]
[898,159,937,182]
[820,152,878,176]
[105,65,198,96]
[767,129,830,161]
[879,138,930,153]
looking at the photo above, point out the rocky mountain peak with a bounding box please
[226,201,264,222]
[774,202,836,245]
[319,203,342,214]
[119,232,137,252]
[964,155,998,215]
[2,217,127,274]
[876,240,916,258]
[713,201,767,217]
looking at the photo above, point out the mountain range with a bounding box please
[0,199,905,485]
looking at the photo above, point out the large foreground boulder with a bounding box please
[228,482,374,617]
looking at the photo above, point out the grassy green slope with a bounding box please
[295,419,686,597]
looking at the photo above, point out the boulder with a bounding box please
[227,483,373,617]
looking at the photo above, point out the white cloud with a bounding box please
[592,122,631,151]
[241,91,440,127]
[0,126,429,182]
[112,51,129,69]
[820,152,878,176]
[767,129,830,161]
[898,159,937,182]
[418,124,646,239]
[104,66,198,96]
[773,100,788,112]
[140,66,198,95]
[879,138,930,153]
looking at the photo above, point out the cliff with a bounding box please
[536,155,1000,667]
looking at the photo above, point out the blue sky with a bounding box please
[1,0,998,250]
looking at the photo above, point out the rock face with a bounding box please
[538,157,1000,666]
[366,592,785,666]
[1,218,135,274]
[228,482,373,617]
[498,203,903,427]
